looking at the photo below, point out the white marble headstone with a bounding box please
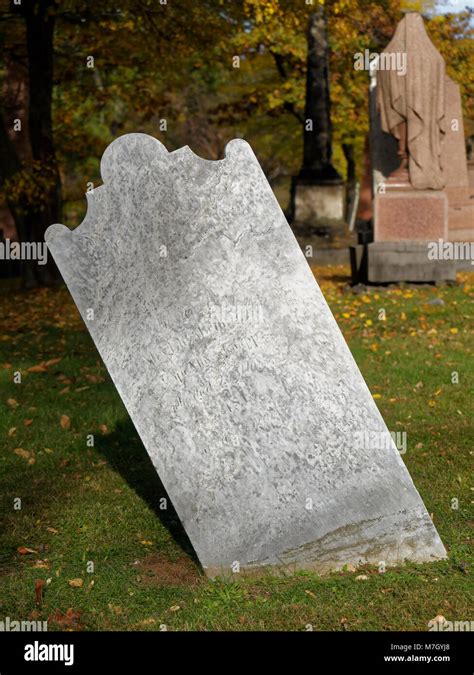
[45,133,446,576]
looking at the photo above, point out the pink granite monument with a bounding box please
[364,11,472,283]
[375,12,447,244]
[442,76,474,244]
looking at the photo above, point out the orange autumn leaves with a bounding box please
[311,265,473,409]
[0,286,83,336]
[60,414,71,430]
[27,358,62,374]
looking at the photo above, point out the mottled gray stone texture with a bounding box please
[45,133,446,577]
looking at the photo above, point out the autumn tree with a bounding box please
[219,0,473,189]
[0,0,238,285]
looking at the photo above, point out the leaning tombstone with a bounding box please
[45,133,446,577]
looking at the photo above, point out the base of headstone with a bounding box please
[446,186,474,243]
[366,242,456,283]
[291,177,346,229]
[374,191,448,242]
[203,502,446,577]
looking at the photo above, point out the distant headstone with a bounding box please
[290,9,345,233]
[46,133,446,577]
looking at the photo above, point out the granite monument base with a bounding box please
[447,187,474,243]
[366,242,456,283]
[374,191,448,242]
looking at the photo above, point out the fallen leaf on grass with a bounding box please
[356,575,368,581]
[8,427,16,436]
[56,374,72,384]
[68,578,83,588]
[35,580,45,605]
[48,608,83,630]
[17,546,37,555]
[169,605,181,612]
[98,424,109,435]
[85,374,104,384]
[60,415,71,430]
[7,398,19,408]
[108,604,123,615]
[59,386,70,395]
[46,527,58,535]
[44,358,62,368]
[13,448,35,464]
[23,419,33,427]
[27,363,48,373]
[32,560,49,569]
[137,618,156,627]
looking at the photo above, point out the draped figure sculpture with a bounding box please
[377,12,446,190]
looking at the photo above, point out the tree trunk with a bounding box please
[10,0,62,286]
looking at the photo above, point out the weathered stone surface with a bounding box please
[442,76,469,190]
[46,133,446,577]
[442,76,474,242]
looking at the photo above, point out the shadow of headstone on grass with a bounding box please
[96,418,199,565]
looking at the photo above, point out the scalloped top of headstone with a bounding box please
[46,133,248,245]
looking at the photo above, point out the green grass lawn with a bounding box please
[0,268,472,631]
